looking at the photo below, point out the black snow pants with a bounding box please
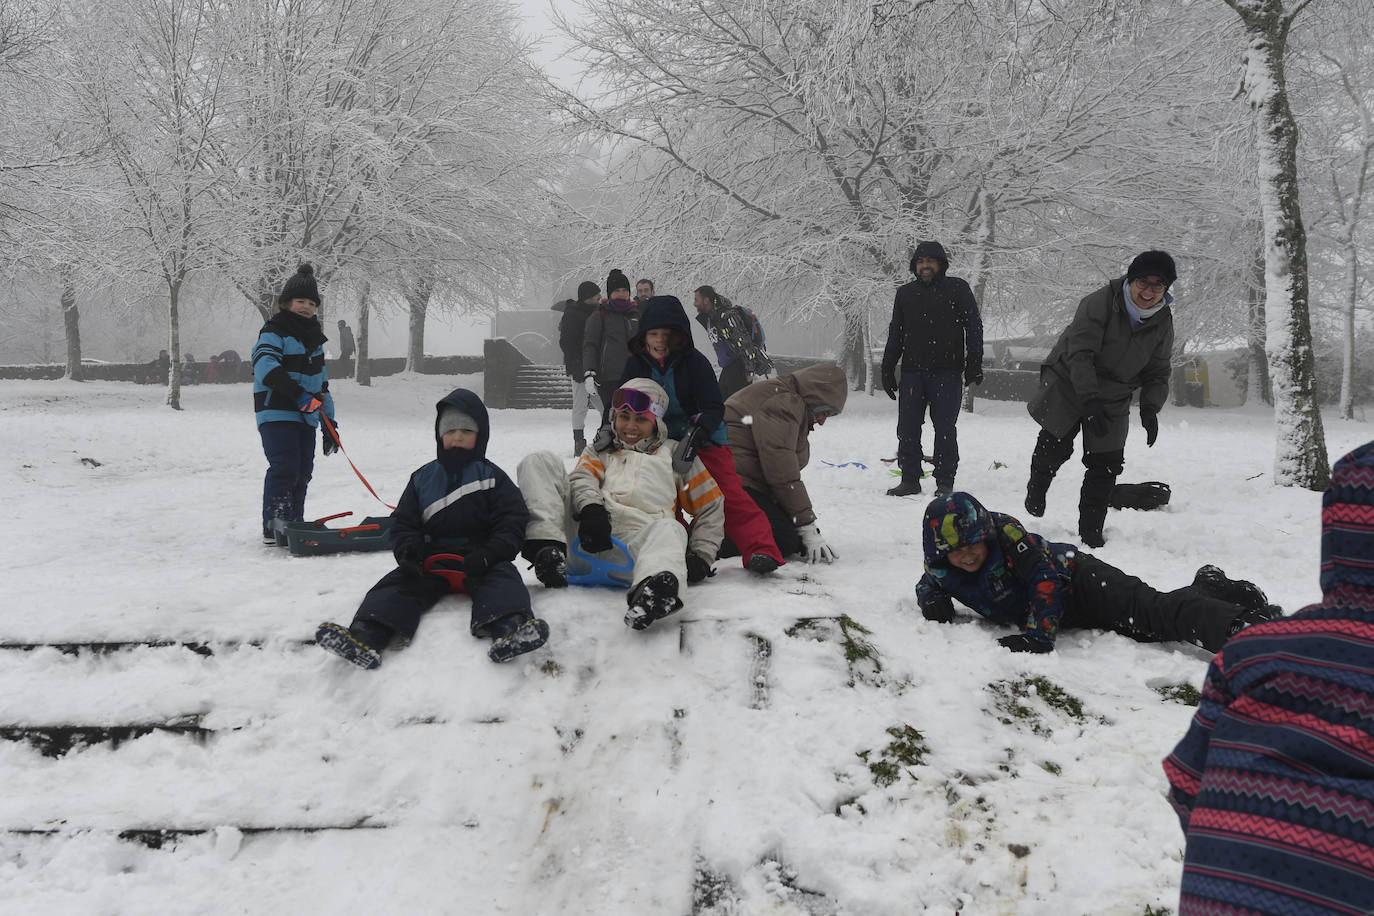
[1064,554,1241,653]
[353,560,531,641]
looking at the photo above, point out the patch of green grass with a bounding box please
[1154,682,1202,706]
[858,724,930,787]
[987,675,1103,737]
[539,659,562,676]
[834,796,866,816]
[786,614,883,685]
[1142,906,1173,916]
[1038,760,1062,776]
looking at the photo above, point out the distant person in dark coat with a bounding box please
[336,319,356,378]
[1025,250,1176,548]
[582,268,641,408]
[917,491,1279,654]
[880,240,984,500]
[207,350,242,383]
[635,278,655,307]
[315,388,548,669]
[692,286,772,399]
[559,280,602,456]
[1163,439,1374,915]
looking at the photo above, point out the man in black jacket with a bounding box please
[559,280,602,456]
[880,241,984,499]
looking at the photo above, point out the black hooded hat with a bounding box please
[909,241,949,277]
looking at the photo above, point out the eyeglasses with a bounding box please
[1131,278,1167,294]
[611,387,665,418]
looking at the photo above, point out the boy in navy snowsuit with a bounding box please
[315,389,548,669]
[916,491,1279,654]
[251,264,340,543]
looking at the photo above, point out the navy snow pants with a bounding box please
[896,368,963,485]
[353,560,532,642]
[259,420,316,534]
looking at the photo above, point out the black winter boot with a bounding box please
[1193,565,1270,613]
[315,621,388,670]
[1077,467,1115,548]
[1025,470,1054,518]
[886,475,922,497]
[933,480,954,499]
[625,572,683,630]
[523,540,568,588]
[573,431,586,457]
[488,617,551,663]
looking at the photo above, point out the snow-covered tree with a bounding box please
[1221,0,1329,488]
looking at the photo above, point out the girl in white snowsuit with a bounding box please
[518,377,725,630]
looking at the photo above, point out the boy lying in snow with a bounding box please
[917,491,1280,653]
[518,378,724,631]
[315,388,547,669]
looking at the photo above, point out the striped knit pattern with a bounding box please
[1164,440,1374,915]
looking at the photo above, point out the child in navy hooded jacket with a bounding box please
[315,388,547,668]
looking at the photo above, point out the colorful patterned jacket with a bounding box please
[1162,440,1374,915]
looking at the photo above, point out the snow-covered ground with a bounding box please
[1,375,1367,915]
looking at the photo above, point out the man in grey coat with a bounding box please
[1025,250,1176,548]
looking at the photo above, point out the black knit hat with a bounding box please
[1127,250,1177,287]
[910,240,949,275]
[278,264,322,306]
[577,280,601,301]
[606,269,631,294]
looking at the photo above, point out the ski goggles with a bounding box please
[611,387,665,419]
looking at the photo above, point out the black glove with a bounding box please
[591,424,615,452]
[964,357,983,387]
[394,542,424,579]
[686,551,714,584]
[998,633,1054,654]
[921,597,956,623]
[576,503,613,553]
[672,423,706,474]
[1081,399,1110,439]
[1140,409,1159,448]
[463,545,494,579]
[322,419,340,456]
[881,362,898,400]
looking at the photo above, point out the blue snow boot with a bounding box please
[315,621,385,670]
[488,617,550,663]
[625,572,683,630]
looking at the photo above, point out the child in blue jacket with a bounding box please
[315,389,548,669]
[917,491,1279,653]
[251,265,340,543]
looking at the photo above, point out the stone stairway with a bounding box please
[507,364,573,409]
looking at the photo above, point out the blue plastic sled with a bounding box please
[567,536,634,589]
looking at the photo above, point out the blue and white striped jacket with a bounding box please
[251,310,335,428]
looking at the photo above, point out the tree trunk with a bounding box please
[60,266,83,382]
[405,277,434,373]
[356,281,372,388]
[838,303,868,392]
[1244,243,1271,406]
[1339,230,1357,420]
[166,281,183,410]
[1229,0,1329,489]
[962,191,994,413]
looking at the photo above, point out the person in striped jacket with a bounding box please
[251,264,339,543]
[518,377,725,631]
[1163,439,1374,915]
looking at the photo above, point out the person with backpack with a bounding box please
[692,285,772,399]
[582,269,642,408]
[559,280,602,456]
[880,240,984,500]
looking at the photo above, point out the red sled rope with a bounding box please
[319,413,396,511]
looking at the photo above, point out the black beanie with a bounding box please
[577,280,601,301]
[278,264,322,306]
[909,240,949,275]
[1126,250,1177,286]
[606,269,631,294]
